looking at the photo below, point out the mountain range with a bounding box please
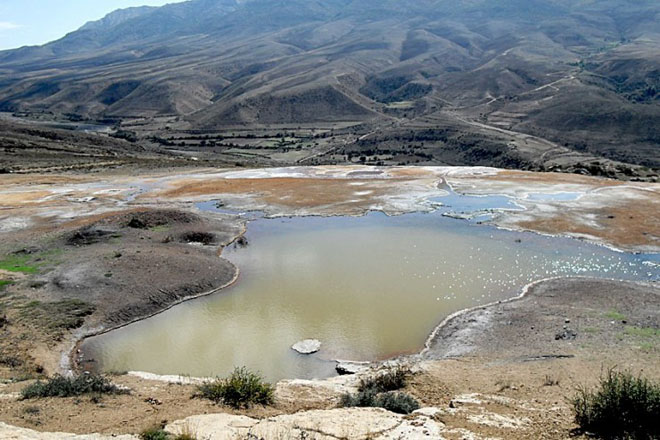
[0,0,658,172]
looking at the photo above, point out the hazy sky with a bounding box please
[0,0,187,50]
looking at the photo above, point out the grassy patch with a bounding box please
[194,367,274,409]
[0,249,63,274]
[20,299,95,332]
[604,310,626,321]
[640,342,655,352]
[149,225,171,233]
[624,326,660,339]
[21,374,128,399]
[0,254,39,273]
[572,369,660,439]
[0,280,13,292]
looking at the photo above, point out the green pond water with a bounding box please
[81,207,659,381]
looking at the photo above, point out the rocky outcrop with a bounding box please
[0,423,137,440]
[166,408,446,440]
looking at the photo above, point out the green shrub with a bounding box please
[358,366,410,393]
[377,391,421,414]
[139,427,196,440]
[341,390,420,415]
[21,374,127,399]
[140,427,169,440]
[194,367,274,409]
[572,369,660,439]
[341,366,418,414]
[340,388,379,408]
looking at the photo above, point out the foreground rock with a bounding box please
[336,361,370,375]
[292,339,322,354]
[166,408,445,440]
[0,423,137,440]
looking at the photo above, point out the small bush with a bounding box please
[140,426,197,440]
[377,391,421,414]
[21,374,127,399]
[340,388,379,408]
[543,375,560,387]
[140,427,169,440]
[341,366,419,414]
[341,390,420,415]
[194,367,274,409]
[358,366,410,393]
[23,405,40,415]
[572,369,660,439]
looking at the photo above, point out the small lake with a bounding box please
[81,208,659,382]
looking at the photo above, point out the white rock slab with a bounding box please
[0,423,137,440]
[291,339,321,354]
[166,408,448,440]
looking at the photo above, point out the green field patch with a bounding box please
[0,280,14,290]
[0,249,63,274]
[624,326,660,339]
[149,225,171,233]
[0,255,39,273]
[604,310,626,321]
[386,101,415,109]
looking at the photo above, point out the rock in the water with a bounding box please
[292,339,321,354]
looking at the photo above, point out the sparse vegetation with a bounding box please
[140,427,198,440]
[624,326,660,339]
[20,299,95,333]
[495,379,512,392]
[0,254,39,274]
[358,366,410,393]
[140,427,170,440]
[543,375,560,387]
[194,367,274,409]
[604,310,626,321]
[0,280,13,290]
[572,369,660,439]
[341,366,419,414]
[376,391,421,414]
[341,390,420,415]
[0,249,63,274]
[21,374,128,399]
[22,405,40,415]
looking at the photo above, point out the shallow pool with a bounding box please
[81,211,659,381]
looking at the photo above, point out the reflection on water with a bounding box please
[82,212,659,382]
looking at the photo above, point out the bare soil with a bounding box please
[0,208,245,376]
